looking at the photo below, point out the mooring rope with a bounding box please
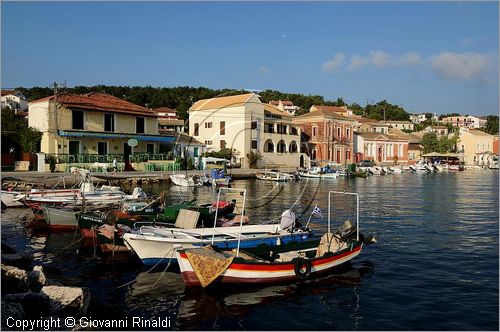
[146,250,176,293]
[116,248,174,289]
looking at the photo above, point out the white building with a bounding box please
[409,113,438,124]
[385,120,414,131]
[442,115,487,129]
[1,90,28,113]
[189,93,303,168]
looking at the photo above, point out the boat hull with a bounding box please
[177,242,363,286]
[124,227,313,265]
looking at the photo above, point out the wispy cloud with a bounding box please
[429,52,492,80]
[322,52,346,73]
[398,51,422,65]
[348,55,369,70]
[370,50,391,68]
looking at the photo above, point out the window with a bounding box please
[220,140,226,149]
[72,110,84,130]
[205,122,212,129]
[265,123,274,133]
[205,140,212,145]
[291,127,298,135]
[337,128,341,138]
[277,140,286,153]
[346,128,350,139]
[264,139,274,152]
[289,141,298,153]
[312,126,317,137]
[193,147,199,157]
[104,114,114,132]
[136,117,145,134]
[251,121,258,130]
[194,123,199,136]
[97,142,108,155]
[251,139,258,149]
[147,143,154,154]
[69,141,80,155]
[398,144,403,157]
[220,121,225,135]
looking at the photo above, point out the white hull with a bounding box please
[1,190,25,207]
[170,174,202,187]
[255,172,289,182]
[123,223,287,264]
[299,172,338,179]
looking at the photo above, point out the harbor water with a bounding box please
[1,171,498,330]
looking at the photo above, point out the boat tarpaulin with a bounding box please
[185,247,234,287]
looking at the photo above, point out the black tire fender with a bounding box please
[294,256,312,279]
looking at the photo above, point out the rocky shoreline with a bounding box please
[1,242,91,331]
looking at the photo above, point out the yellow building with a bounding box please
[458,127,495,166]
[28,92,174,166]
[188,93,303,168]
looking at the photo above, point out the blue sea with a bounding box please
[1,171,498,330]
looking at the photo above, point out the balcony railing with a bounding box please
[44,153,174,164]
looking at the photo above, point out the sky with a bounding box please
[1,1,498,116]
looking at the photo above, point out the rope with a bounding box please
[146,250,176,293]
[116,248,174,289]
[59,235,84,251]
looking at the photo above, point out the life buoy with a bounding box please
[293,257,312,279]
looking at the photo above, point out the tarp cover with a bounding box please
[185,247,234,287]
[315,233,347,258]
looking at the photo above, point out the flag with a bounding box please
[312,204,322,218]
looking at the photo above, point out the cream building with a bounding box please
[188,93,302,168]
[28,92,171,159]
[458,127,495,166]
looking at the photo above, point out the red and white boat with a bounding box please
[176,191,376,287]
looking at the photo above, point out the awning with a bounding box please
[57,130,176,143]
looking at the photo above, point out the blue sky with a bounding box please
[2,1,498,116]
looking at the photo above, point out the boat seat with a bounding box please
[175,209,200,229]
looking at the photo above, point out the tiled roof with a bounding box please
[154,106,176,114]
[466,129,494,137]
[357,131,410,142]
[158,119,185,126]
[29,92,155,117]
[1,89,18,96]
[295,108,354,121]
[311,105,350,113]
[270,100,294,106]
[190,93,256,111]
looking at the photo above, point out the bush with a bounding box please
[48,156,56,173]
[246,151,262,169]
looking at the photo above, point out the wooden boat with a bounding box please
[299,167,339,179]
[176,191,376,287]
[170,174,204,187]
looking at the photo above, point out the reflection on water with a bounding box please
[1,171,498,330]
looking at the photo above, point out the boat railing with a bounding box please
[328,191,359,241]
[212,187,247,257]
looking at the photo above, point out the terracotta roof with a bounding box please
[270,100,294,106]
[29,92,155,117]
[311,105,350,113]
[158,119,185,126]
[154,106,176,114]
[1,89,18,96]
[465,129,494,137]
[295,108,354,121]
[190,93,256,111]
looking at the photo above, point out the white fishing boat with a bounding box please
[170,174,204,187]
[123,189,313,265]
[41,205,80,230]
[175,191,376,287]
[1,190,25,207]
[255,170,290,182]
[367,167,386,175]
[299,167,339,179]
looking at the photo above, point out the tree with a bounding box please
[484,115,499,135]
[421,132,439,154]
[19,127,43,153]
[246,151,262,169]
